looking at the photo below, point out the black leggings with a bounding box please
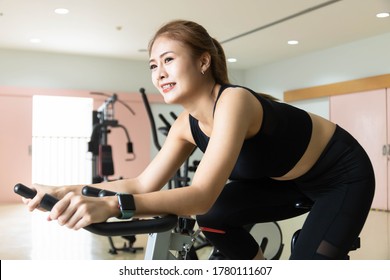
[196,126,375,259]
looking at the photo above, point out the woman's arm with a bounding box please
[30,111,196,229]
[134,87,262,216]
[33,87,262,230]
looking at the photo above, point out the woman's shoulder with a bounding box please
[216,85,260,109]
[168,110,194,142]
[220,84,279,102]
[218,84,260,101]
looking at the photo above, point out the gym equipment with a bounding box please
[291,201,361,259]
[247,222,284,260]
[140,88,195,189]
[14,183,196,260]
[14,183,308,260]
[81,185,199,260]
[140,88,212,259]
[88,92,135,183]
[15,91,362,260]
[13,183,177,237]
[88,92,138,254]
[138,88,361,260]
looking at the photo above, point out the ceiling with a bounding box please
[0,0,389,69]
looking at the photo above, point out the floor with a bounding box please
[0,203,389,260]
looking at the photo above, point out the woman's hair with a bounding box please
[148,19,278,102]
[148,19,229,85]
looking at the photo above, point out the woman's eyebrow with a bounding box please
[149,51,174,63]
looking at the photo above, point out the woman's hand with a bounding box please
[48,192,118,230]
[22,183,61,212]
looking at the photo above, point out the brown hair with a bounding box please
[148,20,278,101]
[148,20,229,85]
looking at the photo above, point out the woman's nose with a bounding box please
[157,66,167,80]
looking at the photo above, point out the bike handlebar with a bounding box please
[14,183,178,236]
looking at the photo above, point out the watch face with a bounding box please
[119,194,135,210]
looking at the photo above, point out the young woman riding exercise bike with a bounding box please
[21,19,375,260]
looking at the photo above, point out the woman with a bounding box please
[23,20,375,260]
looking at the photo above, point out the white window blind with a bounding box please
[32,95,93,185]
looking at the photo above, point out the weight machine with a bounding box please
[88,92,140,254]
[88,92,135,183]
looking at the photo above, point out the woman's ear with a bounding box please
[199,52,211,74]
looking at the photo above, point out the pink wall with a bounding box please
[0,86,164,203]
[330,89,389,210]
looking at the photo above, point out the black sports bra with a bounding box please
[189,84,312,179]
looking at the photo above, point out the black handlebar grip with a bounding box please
[14,183,179,236]
[14,183,37,199]
[14,183,59,211]
[82,186,102,197]
[98,189,117,197]
[81,185,116,197]
[40,194,59,211]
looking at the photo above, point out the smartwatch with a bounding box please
[116,193,136,219]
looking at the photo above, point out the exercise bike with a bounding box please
[139,88,287,260]
[15,90,361,260]
[13,88,288,260]
[14,183,195,260]
[139,87,361,260]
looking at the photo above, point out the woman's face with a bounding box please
[149,36,202,104]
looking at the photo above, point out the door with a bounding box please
[330,89,388,210]
[0,95,32,203]
[387,88,390,211]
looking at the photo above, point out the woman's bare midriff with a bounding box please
[272,113,336,181]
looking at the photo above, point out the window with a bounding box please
[32,95,93,185]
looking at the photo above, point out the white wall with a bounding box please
[0,48,154,93]
[1,32,388,125]
[0,48,244,93]
[244,31,390,118]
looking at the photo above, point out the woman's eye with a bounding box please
[149,64,157,70]
[164,57,173,63]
